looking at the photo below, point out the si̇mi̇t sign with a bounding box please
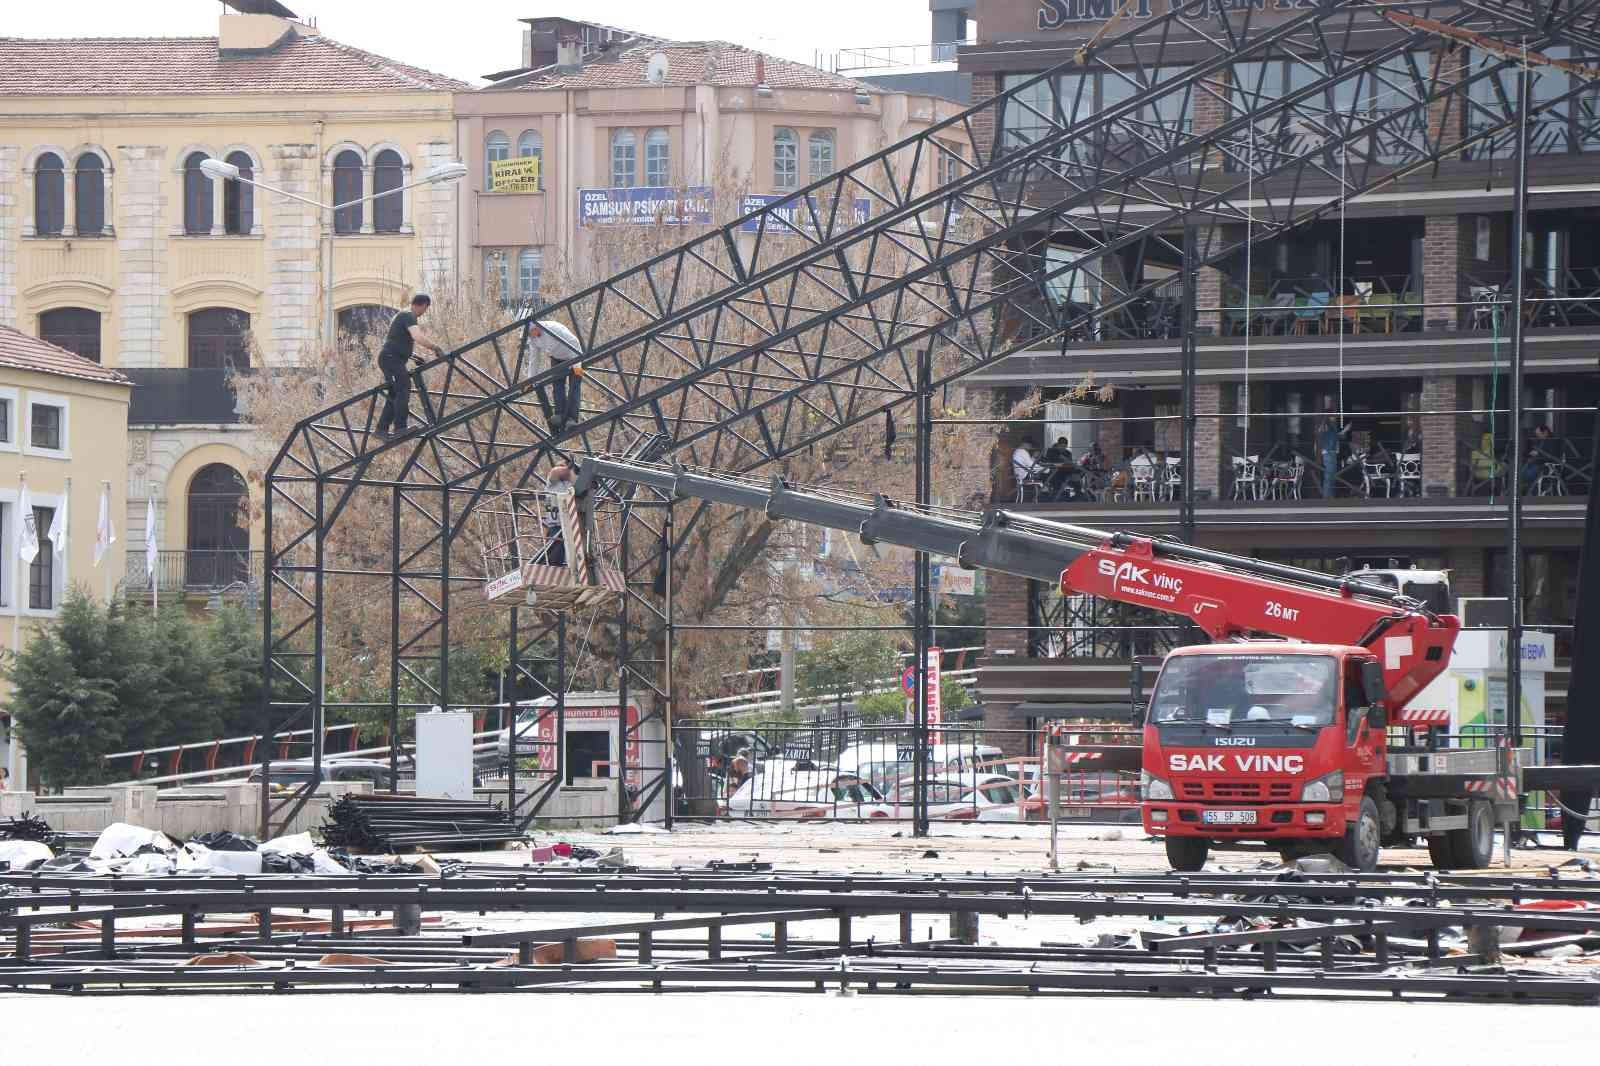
[1036,0,1321,29]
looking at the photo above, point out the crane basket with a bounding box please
[476,485,625,613]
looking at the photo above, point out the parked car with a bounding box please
[891,774,1024,821]
[247,759,394,791]
[723,767,891,819]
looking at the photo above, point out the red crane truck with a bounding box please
[574,458,1522,871]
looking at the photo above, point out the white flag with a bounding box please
[16,484,38,565]
[47,493,66,559]
[94,485,116,566]
[144,497,158,589]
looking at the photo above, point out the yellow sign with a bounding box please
[490,156,541,192]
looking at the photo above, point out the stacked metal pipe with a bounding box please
[321,794,527,853]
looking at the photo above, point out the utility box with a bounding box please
[415,709,475,800]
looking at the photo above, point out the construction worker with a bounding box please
[376,294,445,439]
[538,461,575,567]
[530,319,584,431]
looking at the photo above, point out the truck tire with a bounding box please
[1444,800,1496,869]
[1426,833,1459,869]
[1336,795,1382,871]
[1165,836,1209,871]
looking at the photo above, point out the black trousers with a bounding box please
[377,354,412,434]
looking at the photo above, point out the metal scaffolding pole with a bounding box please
[913,348,933,838]
[617,518,631,821]
[1181,225,1198,546]
[390,488,402,793]
[663,506,676,830]
[507,604,519,810]
[1508,55,1532,754]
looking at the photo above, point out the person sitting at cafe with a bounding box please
[1012,439,1042,498]
[1523,423,1557,495]
[1049,449,1084,501]
[1042,436,1072,465]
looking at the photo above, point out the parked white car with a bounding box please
[724,767,891,819]
[890,773,1025,821]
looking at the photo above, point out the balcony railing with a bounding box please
[124,549,262,597]
[125,369,244,425]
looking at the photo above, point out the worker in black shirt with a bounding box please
[376,294,445,439]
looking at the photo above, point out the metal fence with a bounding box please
[672,723,1140,824]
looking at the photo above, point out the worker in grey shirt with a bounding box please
[529,319,584,431]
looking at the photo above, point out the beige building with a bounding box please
[454,19,967,306]
[0,326,132,786]
[0,8,466,595]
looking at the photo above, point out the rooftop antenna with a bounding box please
[646,52,669,85]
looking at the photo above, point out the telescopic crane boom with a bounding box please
[575,457,1460,715]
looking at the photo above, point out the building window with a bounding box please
[38,308,101,363]
[74,154,105,236]
[517,130,544,190]
[773,128,799,190]
[338,304,396,356]
[222,150,254,235]
[373,149,404,233]
[187,464,249,588]
[29,402,63,452]
[484,250,511,302]
[808,130,835,182]
[34,153,65,237]
[518,248,542,307]
[188,308,251,370]
[332,150,363,234]
[610,130,637,188]
[485,130,510,188]
[0,397,11,446]
[937,142,964,189]
[183,152,213,234]
[644,128,671,187]
[28,506,54,610]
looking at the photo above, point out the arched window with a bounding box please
[485,130,510,188]
[186,463,249,588]
[74,154,105,236]
[332,150,363,234]
[373,149,404,233]
[187,308,251,370]
[773,128,799,190]
[39,308,101,363]
[183,152,212,235]
[338,304,396,356]
[644,128,671,187]
[518,248,542,307]
[610,129,636,188]
[34,153,65,236]
[517,129,544,190]
[808,130,835,181]
[220,151,253,235]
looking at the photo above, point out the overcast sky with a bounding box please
[6,1,932,83]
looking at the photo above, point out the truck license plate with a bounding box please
[1202,809,1257,825]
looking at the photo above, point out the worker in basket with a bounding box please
[538,461,575,568]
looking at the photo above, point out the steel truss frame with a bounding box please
[2,867,1597,999]
[263,0,1600,830]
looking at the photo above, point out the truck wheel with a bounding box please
[1165,836,1209,871]
[1426,833,1459,869]
[1444,800,1496,869]
[1336,795,1382,871]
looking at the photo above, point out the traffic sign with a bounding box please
[902,667,917,696]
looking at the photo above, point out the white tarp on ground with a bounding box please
[89,822,177,859]
[0,839,52,868]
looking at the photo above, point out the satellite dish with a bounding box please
[646,52,670,85]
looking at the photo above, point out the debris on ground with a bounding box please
[0,813,59,846]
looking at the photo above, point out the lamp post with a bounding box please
[200,158,467,351]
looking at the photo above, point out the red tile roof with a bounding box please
[0,328,132,388]
[494,41,876,94]
[0,33,470,95]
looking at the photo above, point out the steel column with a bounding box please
[913,348,933,838]
[1180,225,1198,545]
[1508,54,1532,754]
[507,604,519,809]
[390,487,402,792]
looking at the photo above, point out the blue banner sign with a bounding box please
[739,193,872,235]
[578,186,713,226]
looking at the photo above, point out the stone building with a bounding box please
[0,7,465,596]
[0,326,132,786]
[453,17,968,308]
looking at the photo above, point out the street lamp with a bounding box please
[199,157,467,351]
